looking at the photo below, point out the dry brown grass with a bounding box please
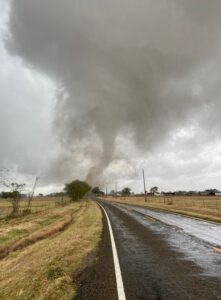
[0,204,74,248]
[102,196,221,222]
[0,196,70,218]
[0,199,102,300]
[0,213,73,259]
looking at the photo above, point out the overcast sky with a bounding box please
[1,0,221,194]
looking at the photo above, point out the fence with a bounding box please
[0,197,70,219]
[148,196,221,210]
[109,195,221,211]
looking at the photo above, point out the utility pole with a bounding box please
[142,169,147,202]
[106,187,108,198]
[28,176,40,209]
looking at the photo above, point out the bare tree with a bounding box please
[0,170,25,217]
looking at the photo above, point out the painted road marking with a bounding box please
[97,202,126,300]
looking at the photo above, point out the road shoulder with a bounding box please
[74,201,118,300]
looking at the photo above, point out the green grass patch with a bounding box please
[0,228,29,243]
[47,266,64,280]
[36,215,58,226]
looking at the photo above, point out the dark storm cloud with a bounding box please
[6,0,221,185]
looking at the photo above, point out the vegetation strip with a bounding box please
[0,200,102,300]
[0,213,73,259]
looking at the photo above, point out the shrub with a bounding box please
[64,180,91,201]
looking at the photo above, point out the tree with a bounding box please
[2,183,25,216]
[1,191,14,199]
[0,170,25,217]
[121,187,131,195]
[64,180,91,201]
[0,169,25,216]
[204,189,218,196]
[150,186,159,194]
[92,186,104,195]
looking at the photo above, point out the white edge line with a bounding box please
[97,202,126,300]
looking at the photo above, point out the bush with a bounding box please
[1,191,19,199]
[91,186,104,195]
[64,180,91,201]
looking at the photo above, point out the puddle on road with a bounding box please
[115,203,221,279]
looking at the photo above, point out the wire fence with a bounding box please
[110,195,221,211]
[148,196,221,210]
[0,197,71,219]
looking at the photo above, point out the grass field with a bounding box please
[102,195,221,222]
[0,196,70,218]
[0,199,102,300]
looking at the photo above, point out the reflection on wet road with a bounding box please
[117,202,221,278]
[100,200,221,300]
[123,204,221,246]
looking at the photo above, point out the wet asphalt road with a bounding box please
[75,199,221,300]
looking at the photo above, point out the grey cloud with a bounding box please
[0,45,55,178]
[6,0,221,186]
